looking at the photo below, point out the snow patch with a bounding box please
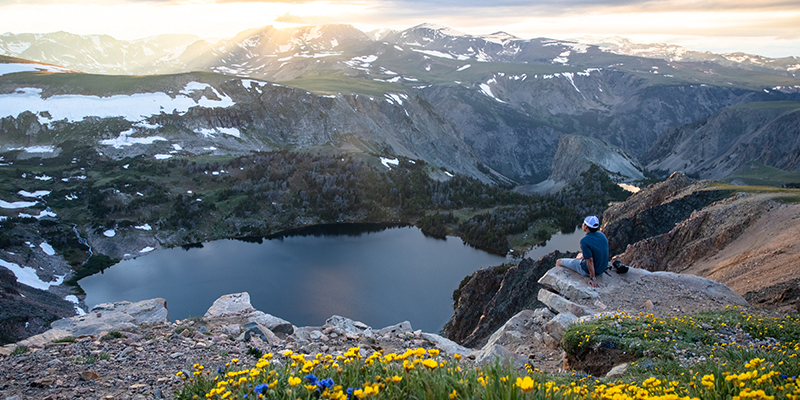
[0,199,37,209]
[411,48,454,59]
[139,246,155,253]
[384,93,408,105]
[135,223,152,231]
[0,82,234,123]
[18,209,56,219]
[197,127,241,138]
[39,242,55,256]
[456,64,471,72]
[103,229,116,237]
[65,295,86,316]
[0,63,71,76]
[154,154,172,160]
[553,51,571,64]
[100,128,168,149]
[479,83,506,103]
[7,145,56,153]
[18,190,50,198]
[380,157,399,169]
[0,259,63,290]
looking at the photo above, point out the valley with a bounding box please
[1,23,799,349]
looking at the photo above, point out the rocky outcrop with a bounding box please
[202,292,294,336]
[442,252,570,348]
[50,298,169,336]
[536,265,748,375]
[601,172,731,255]
[614,193,770,272]
[524,134,645,194]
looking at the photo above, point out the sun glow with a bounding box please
[0,0,798,57]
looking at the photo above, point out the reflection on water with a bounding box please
[80,224,581,333]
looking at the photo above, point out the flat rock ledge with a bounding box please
[535,265,749,345]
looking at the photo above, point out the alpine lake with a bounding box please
[79,224,581,333]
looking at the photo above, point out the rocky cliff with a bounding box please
[0,267,75,344]
[602,172,800,311]
[520,134,644,194]
[600,172,730,255]
[646,102,800,179]
[442,252,569,348]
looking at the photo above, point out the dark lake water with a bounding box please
[80,224,580,333]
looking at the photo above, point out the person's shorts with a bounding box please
[560,258,589,276]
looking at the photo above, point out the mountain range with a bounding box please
[1,23,799,185]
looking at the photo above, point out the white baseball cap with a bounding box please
[584,215,600,229]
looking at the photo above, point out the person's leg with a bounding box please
[556,258,590,277]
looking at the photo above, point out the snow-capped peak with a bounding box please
[411,23,465,37]
[480,32,520,45]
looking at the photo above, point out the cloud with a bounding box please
[275,12,307,23]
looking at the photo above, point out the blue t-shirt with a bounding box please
[580,231,609,275]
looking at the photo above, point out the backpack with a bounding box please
[612,260,629,274]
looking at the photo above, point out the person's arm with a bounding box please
[586,257,599,287]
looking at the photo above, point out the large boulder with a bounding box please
[50,298,168,336]
[420,333,473,357]
[203,292,294,335]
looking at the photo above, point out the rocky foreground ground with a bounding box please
[0,262,753,400]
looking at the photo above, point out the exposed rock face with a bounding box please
[0,267,75,345]
[614,193,769,272]
[50,298,169,336]
[202,292,293,335]
[601,172,730,255]
[525,134,645,194]
[442,252,568,348]
[647,103,800,179]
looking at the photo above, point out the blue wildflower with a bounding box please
[305,374,318,384]
[254,383,269,395]
[346,387,355,399]
[317,378,335,389]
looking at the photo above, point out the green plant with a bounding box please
[246,347,263,358]
[101,330,126,341]
[11,346,26,356]
[53,336,77,343]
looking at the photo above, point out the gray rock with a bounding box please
[247,311,294,335]
[542,332,559,349]
[472,344,528,368]
[325,315,372,335]
[377,321,412,336]
[420,333,473,357]
[532,308,555,323]
[538,290,594,317]
[650,272,748,306]
[204,293,255,318]
[50,298,168,337]
[538,268,599,300]
[291,326,323,343]
[221,324,241,336]
[544,312,577,342]
[606,363,629,379]
[243,322,282,346]
[484,310,535,349]
[15,329,72,348]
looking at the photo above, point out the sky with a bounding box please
[1,0,799,58]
